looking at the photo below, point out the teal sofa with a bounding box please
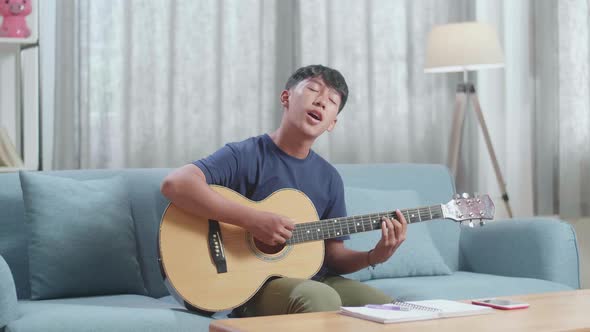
[0,164,580,332]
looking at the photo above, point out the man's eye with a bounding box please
[308,87,318,92]
[329,99,337,105]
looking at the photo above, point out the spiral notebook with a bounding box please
[340,299,493,324]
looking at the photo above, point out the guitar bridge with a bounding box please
[208,220,227,273]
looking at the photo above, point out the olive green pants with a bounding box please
[236,275,393,317]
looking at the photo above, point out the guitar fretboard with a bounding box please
[286,205,444,245]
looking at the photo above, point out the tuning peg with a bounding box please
[480,220,486,226]
[462,193,470,199]
[454,193,461,199]
[468,221,474,228]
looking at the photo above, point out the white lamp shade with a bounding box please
[424,22,504,73]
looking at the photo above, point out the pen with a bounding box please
[365,304,410,311]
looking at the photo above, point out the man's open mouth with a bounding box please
[307,111,322,122]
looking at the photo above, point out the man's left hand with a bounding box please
[369,209,408,266]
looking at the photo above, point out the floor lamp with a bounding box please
[424,22,513,218]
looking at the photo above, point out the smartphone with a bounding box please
[471,298,529,310]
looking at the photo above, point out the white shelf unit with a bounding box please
[0,36,37,44]
[0,2,40,172]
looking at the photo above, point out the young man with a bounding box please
[161,65,408,317]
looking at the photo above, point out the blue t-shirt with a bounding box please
[193,134,348,278]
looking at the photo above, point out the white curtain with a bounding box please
[52,0,590,218]
[53,0,472,168]
[474,0,535,219]
[532,0,590,219]
[54,0,288,169]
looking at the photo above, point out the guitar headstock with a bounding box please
[442,193,494,227]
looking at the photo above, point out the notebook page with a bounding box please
[406,300,493,318]
[340,306,437,324]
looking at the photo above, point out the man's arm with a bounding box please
[324,211,407,274]
[161,164,294,246]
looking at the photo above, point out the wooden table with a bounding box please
[210,290,590,332]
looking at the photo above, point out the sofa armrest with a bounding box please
[459,218,580,289]
[0,254,19,329]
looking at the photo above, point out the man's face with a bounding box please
[281,77,341,138]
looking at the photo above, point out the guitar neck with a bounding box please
[286,205,444,245]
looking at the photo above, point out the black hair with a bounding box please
[285,65,349,113]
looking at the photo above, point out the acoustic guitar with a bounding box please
[158,186,494,312]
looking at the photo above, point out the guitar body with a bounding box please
[158,186,324,312]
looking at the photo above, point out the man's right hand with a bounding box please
[162,165,295,246]
[245,210,295,246]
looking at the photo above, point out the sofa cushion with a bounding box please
[8,301,212,332]
[0,255,19,328]
[16,295,183,315]
[342,187,452,281]
[19,172,147,300]
[364,271,574,301]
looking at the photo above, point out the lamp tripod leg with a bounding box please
[448,85,468,179]
[468,85,514,218]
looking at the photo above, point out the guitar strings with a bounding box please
[289,206,444,244]
[292,207,443,240]
[295,207,443,233]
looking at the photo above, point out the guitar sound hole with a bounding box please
[253,238,285,255]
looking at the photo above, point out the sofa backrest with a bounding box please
[335,164,455,205]
[0,173,28,299]
[335,164,461,274]
[0,163,460,300]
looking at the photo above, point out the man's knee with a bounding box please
[287,281,342,314]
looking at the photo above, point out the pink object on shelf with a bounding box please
[0,0,32,38]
